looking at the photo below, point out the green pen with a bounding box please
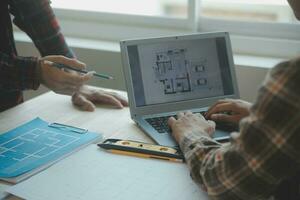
[51,62,113,80]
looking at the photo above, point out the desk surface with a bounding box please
[0,91,153,143]
[0,90,154,199]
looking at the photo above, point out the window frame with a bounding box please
[51,0,300,58]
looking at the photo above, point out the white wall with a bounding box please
[16,40,270,103]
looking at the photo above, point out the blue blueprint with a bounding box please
[0,118,100,178]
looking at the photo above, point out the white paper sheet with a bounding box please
[0,183,10,199]
[7,145,208,200]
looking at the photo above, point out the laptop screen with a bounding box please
[127,37,234,107]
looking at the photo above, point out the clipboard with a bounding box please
[0,117,101,183]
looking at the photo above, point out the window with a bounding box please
[50,0,195,43]
[51,0,188,18]
[197,0,300,57]
[201,0,298,23]
[50,0,300,58]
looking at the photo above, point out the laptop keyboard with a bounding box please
[145,111,206,134]
[145,116,175,134]
[145,111,238,134]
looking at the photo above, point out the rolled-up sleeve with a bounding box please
[0,53,40,91]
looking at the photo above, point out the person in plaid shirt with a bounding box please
[168,1,300,199]
[0,0,128,112]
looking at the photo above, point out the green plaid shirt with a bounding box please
[180,57,300,199]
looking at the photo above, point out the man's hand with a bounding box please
[39,55,92,95]
[71,85,128,111]
[168,111,215,144]
[205,99,252,124]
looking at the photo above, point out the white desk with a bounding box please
[0,91,152,143]
[0,90,156,199]
[0,91,207,200]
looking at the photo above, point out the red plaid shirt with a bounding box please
[0,0,74,111]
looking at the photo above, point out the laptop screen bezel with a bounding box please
[120,32,240,118]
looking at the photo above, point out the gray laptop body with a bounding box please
[120,32,240,147]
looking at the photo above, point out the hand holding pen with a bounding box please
[51,62,113,80]
[37,55,127,112]
[38,55,113,95]
[38,55,91,95]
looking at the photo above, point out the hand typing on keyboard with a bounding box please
[168,111,216,144]
[205,99,252,124]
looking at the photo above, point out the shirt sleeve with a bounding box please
[9,0,75,58]
[0,53,40,91]
[180,57,300,199]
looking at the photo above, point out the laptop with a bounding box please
[120,32,239,147]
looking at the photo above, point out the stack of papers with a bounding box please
[0,118,101,183]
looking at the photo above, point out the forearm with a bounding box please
[180,128,277,200]
[179,133,222,191]
[0,53,40,91]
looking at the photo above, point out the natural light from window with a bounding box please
[201,0,297,23]
[51,0,188,18]
[51,0,298,23]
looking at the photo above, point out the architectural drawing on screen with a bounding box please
[153,48,208,95]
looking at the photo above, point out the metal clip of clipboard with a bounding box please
[48,122,88,134]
